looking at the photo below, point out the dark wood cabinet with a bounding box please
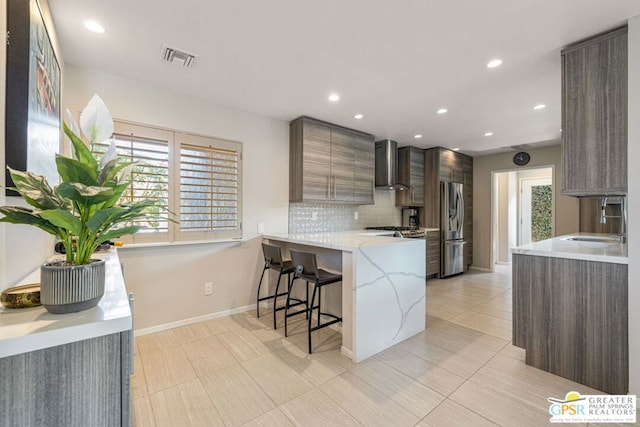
[424,147,473,271]
[396,146,424,207]
[290,117,374,204]
[426,230,440,278]
[561,27,627,196]
[513,254,628,394]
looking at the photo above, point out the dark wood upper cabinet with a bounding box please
[396,146,425,207]
[561,27,627,196]
[290,116,374,204]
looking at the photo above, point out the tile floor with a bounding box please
[131,266,630,427]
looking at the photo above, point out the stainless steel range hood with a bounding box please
[375,140,408,190]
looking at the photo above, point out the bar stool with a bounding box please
[256,243,306,329]
[286,249,343,354]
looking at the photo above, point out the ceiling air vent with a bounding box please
[161,45,197,68]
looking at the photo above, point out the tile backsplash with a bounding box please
[289,189,401,234]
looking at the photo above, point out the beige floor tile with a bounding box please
[251,327,293,351]
[448,310,512,341]
[136,329,182,354]
[480,354,604,399]
[449,380,586,427]
[204,315,244,335]
[279,388,361,427]
[241,408,294,427]
[469,301,512,321]
[422,321,507,364]
[319,372,420,426]
[241,353,314,405]
[374,347,466,396]
[149,379,224,427]
[349,359,445,418]
[425,314,446,329]
[399,334,485,379]
[182,335,238,377]
[200,364,276,426]
[131,354,149,400]
[132,396,156,427]
[140,346,198,394]
[274,344,348,386]
[229,312,269,331]
[496,343,526,361]
[218,328,270,361]
[171,322,213,345]
[419,399,498,427]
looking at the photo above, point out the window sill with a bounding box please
[116,237,245,250]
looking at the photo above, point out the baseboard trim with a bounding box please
[134,304,255,337]
[341,346,354,360]
[469,265,493,273]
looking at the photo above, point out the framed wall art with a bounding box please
[6,0,61,195]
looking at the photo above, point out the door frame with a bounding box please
[490,164,555,272]
[519,177,554,245]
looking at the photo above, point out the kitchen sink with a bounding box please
[562,236,621,243]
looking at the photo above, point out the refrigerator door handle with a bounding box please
[444,240,467,245]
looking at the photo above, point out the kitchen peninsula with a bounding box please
[264,231,426,362]
[512,233,628,394]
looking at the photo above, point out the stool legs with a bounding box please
[256,264,268,318]
[308,282,318,354]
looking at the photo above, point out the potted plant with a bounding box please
[0,95,159,313]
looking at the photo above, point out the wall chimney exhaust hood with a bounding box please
[375,140,408,190]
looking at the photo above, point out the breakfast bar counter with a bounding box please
[264,231,426,362]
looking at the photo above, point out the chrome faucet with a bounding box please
[600,196,627,243]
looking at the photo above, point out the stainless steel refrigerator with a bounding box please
[441,181,466,277]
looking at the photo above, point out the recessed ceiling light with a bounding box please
[452,148,460,151]
[533,104,546,110]
[328,93,340,102]
[414,134,423,139]
[484,132,493,137]
[84,20,105,34]
[354,113,363,119]
[486,59,502,69]
[437,108,448,114]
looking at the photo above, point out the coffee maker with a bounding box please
[402,208,420,227]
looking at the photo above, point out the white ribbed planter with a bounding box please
[40,259,106,314]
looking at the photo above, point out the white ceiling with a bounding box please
[49,0,640,155]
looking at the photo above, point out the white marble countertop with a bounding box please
[0,250,132,358]
[512,233,628,265]
[263,230,421,252]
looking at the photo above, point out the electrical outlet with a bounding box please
[354,211,359,220]
[257,222,264,234]
[205,282,213,296]
[312,212,318,221]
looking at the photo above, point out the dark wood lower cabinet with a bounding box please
[0,331,131,427]
[513,254,628,394]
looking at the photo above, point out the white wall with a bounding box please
[627,15,640,395]
[63,65,290,330]
[473,145,579,270]
[1,0,61,289]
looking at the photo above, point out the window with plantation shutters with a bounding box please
[90,120,242,244]
[174,133,242,241]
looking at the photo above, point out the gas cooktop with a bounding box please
[365,226,426,238]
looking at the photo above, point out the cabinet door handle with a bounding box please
[326,175,330,199]
[333,176,337,200]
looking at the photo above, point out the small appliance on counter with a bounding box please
[402,208,420,227]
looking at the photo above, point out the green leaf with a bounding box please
[99,160,135,186]
[39,209,82,235]
[6,167,68,210]
[64,122,98,169]
[96,225,141,244]
[0,207,64,237]
[55,156,99,186]
[57,182,115,206]
[86,207,125,233]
